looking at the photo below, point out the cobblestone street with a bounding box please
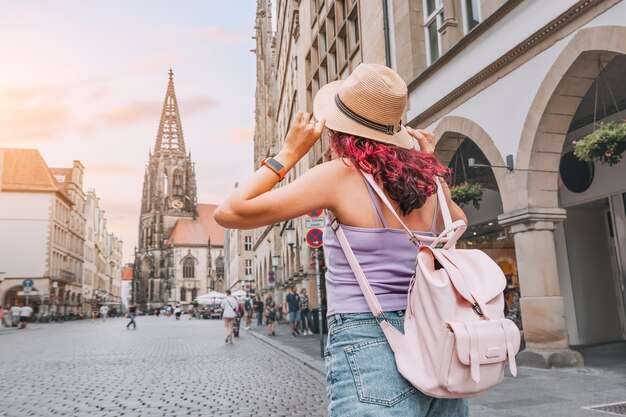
[0,317,327,417]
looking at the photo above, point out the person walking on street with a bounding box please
[187,304,195,320]
[18,304,33,329]
[220,290,238,344]
[214,63,469,416]
[284,285,301,337]
[99,305,109,322]
[265,294,276,336]
[10,303,22,327]
[243,293,253,330]
[254,296,264,326]
[174,305,182,320]
[0,306,5,327]
[126,303,137,330]
[299,288,312,335]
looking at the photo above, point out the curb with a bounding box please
[248,329,326,380]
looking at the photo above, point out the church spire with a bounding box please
[154,68,186,154]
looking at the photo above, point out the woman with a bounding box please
[220,290,239,344]
[299,288,312,336]
[215,64,468,416]
[264,293,277,336]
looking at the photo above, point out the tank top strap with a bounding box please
[430,191,439,233]
[362,176,389,228]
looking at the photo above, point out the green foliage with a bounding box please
[451,182,483,209]
[573,121,626,166]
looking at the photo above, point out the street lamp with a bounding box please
[286,224,296,248]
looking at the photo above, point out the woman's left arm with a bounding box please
[214,112,333,229]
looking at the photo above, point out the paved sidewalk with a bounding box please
[251,323,626,417]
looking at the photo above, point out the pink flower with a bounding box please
[605,152,612,158]
[572,140,577,145]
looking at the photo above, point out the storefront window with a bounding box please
[457,221,522,330]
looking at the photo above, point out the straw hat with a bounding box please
[313,63,414,149]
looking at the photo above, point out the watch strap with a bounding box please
[261,157,287,181]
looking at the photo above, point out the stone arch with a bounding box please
[433,115,509,209]
[516,26,626,209]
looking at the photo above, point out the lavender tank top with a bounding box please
[324,177,437,315]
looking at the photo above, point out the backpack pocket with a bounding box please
[439,319,519,395]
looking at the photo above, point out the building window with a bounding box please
[183,257,195,278]
[463,0,481,32]
[244,236,252,251]
[180,287,186,301]
[423,0,444,64]
[191,288,198,300]
[245,259,253,276]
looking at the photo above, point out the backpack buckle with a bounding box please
[472,303,484,318]
[331,218,340,231]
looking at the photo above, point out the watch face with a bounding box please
[265,157,284,172]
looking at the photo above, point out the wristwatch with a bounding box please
[261,157,287,181]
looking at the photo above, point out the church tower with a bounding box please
[135,69,198,307]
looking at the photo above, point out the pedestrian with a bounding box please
[187,304,195,320]
[299,288,312,335]
[242,293,253,330]
[284,285,301,337]
[10,303,21,327]
[213,64,469,415]
[254,296,264,326]
[174,305,182,320]
[0,306,4,327]
[264,293,276,336]
[99,305,109,322]
[220,290,238,344]
[91,308,97,322]
[155,307,160,317]
[18,304,33,329]
[126,303,137,330]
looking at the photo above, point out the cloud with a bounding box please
[0,86,71,142]
[85,163,142,176]
[134,52,185,71]
[98,100,162,126]
[230,127,254,143]
[190,27,248,43]
[97,96,216,127]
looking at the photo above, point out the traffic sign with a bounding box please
[268,270,275,283]
[306,228,324,248]
[18,291,39,296]
[22,279,34,287]
[305,217,325,229]
[307,210,323,218]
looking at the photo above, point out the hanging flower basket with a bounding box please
[573,121,626,166]
[451,182,484,209]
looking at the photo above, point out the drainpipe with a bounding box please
[382,0,392,68]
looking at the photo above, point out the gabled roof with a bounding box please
[0,148,60,192]
[168,204,225,246]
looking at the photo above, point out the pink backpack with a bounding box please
[331,172,520,398]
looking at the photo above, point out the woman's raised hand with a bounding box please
[408,128,436,154]
[282,112,326,160]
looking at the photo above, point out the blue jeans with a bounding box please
[325,311,469,417]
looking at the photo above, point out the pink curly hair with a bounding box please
[329,130,450,215]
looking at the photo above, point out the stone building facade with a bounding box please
[253,0,626,366]
[134,70,225,310]
[0,149,122,316]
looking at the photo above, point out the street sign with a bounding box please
[307,210,323,218]
[268,270,275,284]
[306,228,324,248]
[305,217,325,229]
[22,279,34,287]
[18,291,39,296]
[23,286,32,294]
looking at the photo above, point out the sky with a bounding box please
[0,1,257,263]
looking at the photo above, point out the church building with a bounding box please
[134,70,225,310]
